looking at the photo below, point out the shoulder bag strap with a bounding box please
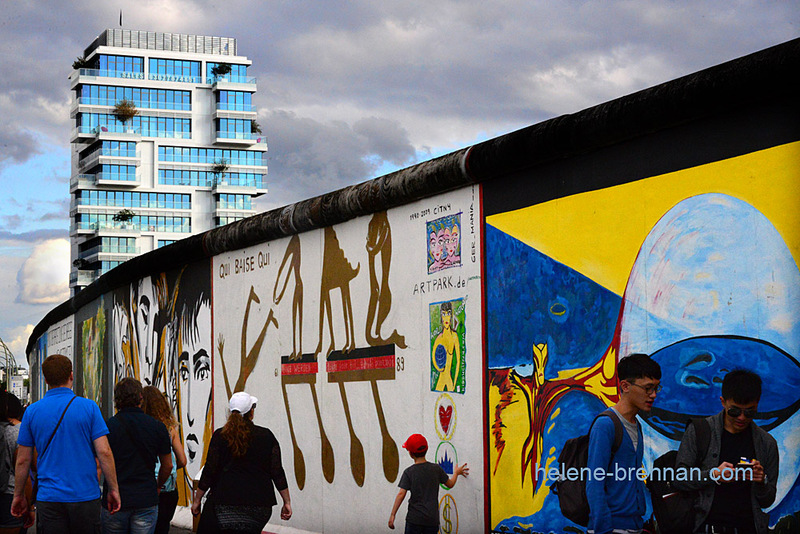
[38,396,76,460]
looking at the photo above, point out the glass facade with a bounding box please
[79,113,191,138]
[96,54,145,79]
[97,164,137,181]
[159,169,265,188]
[207,62,250,83]
[218,118,254,139]
[216,216,245,227]
[76,190,190,209]
[217,91,253,111]
[80,85,191,111]
[157,240,177,248]
[148,58,202,83]
[76,212,191,233]
[158,146,265,166]
[217,194,252,210]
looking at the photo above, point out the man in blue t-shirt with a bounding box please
[586,353,661,534]
[102,377,171,533]
[12,354,121,533]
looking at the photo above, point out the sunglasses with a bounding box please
[727,407,757,419]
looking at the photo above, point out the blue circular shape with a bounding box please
[435,344,448,368]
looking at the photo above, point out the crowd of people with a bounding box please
[8,354,292,534]
[3,351,780,534]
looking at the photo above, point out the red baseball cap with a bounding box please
[403,433,428,454]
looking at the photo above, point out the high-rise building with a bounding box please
[69,29,267,295]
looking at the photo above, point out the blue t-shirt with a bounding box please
[18,387,109,503]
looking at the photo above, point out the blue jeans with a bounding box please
[102,505,158,534]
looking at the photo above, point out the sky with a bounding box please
[0,0,796,367]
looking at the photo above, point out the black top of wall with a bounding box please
[28,38,800,356]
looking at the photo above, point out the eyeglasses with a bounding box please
[629,382,662,395]
[727,406,757,419]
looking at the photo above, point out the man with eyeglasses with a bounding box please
[675,370,778,534]
[587,353,661,534]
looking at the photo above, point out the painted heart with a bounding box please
[439,405,453,435]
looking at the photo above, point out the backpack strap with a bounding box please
[589,409,625,460]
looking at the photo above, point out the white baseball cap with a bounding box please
[229,391,258,414]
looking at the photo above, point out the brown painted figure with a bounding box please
[314,226,359,358]
[365,211,406,349]
[274,235,303,360]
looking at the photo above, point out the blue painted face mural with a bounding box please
[487,191,800,532]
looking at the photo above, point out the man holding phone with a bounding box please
[675,370,778,534]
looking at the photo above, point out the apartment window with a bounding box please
[80,85,191,110]
[148,58,201,83]
[218,91,252,111]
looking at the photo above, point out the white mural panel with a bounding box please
[212,185,484,533]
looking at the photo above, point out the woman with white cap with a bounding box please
[191,391,292,533]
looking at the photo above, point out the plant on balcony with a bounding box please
[72,56,92,70]
[113,209,136,223]
[211,63,232,78]
[72,258,89,269]
[251,120,262,134]
[113,99,139,127]
[212,159,229,185]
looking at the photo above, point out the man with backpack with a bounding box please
[587,353,661,534]
[674,370,778,534]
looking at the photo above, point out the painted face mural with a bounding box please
[486,147,800,532]
[133,277,157,385]
[427,214,462,273]
[175,285,213,479]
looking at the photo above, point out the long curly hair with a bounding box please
[221,410,254,457]
[142,385,177,431]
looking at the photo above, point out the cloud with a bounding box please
[4,324,34,367]
[16,239,70,305]
[257,109,417,210]
[0,230,69,243]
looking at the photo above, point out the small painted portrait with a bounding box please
[427,213,462,273]
[430,298,466,394]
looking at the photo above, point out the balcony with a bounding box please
[215,131,267,146]
[214,102,257,120]
[72,97,192,117]
[210,76,257,91]
[76,68,146,81]
[70,269,99,287]
[71,221,142,236]
[77,147,139,171]
[80,244,140,264]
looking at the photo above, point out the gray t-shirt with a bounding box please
[3,423,18,494]
[611,407,640,451]
[398,461,448,526]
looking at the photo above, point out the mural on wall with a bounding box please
[215,210,406,491]
[430,299,467,394]
[79,297,106,406]
[211,188,484,534]
[486,143,800,532]
[109,261,212,505]
[427,213,462,273]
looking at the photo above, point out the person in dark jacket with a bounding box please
[103,378,172,534]
[675,370,778,534]
[191,392,292,534]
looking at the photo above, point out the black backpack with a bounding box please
[553,409,624,527]
[647,418,711,534]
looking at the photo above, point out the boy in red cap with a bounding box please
[388,433,468,533]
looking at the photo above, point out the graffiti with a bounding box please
[439,494,459,534]
[80,297,106,405]
[427,213,462,274]
[435,393,457,441]
[487,178,800,531]
[430,299,466,393]
[366,211,406,348]
[109,263,212,506]
[315,226,359,358]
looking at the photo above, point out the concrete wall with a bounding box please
[27,39,800,533]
